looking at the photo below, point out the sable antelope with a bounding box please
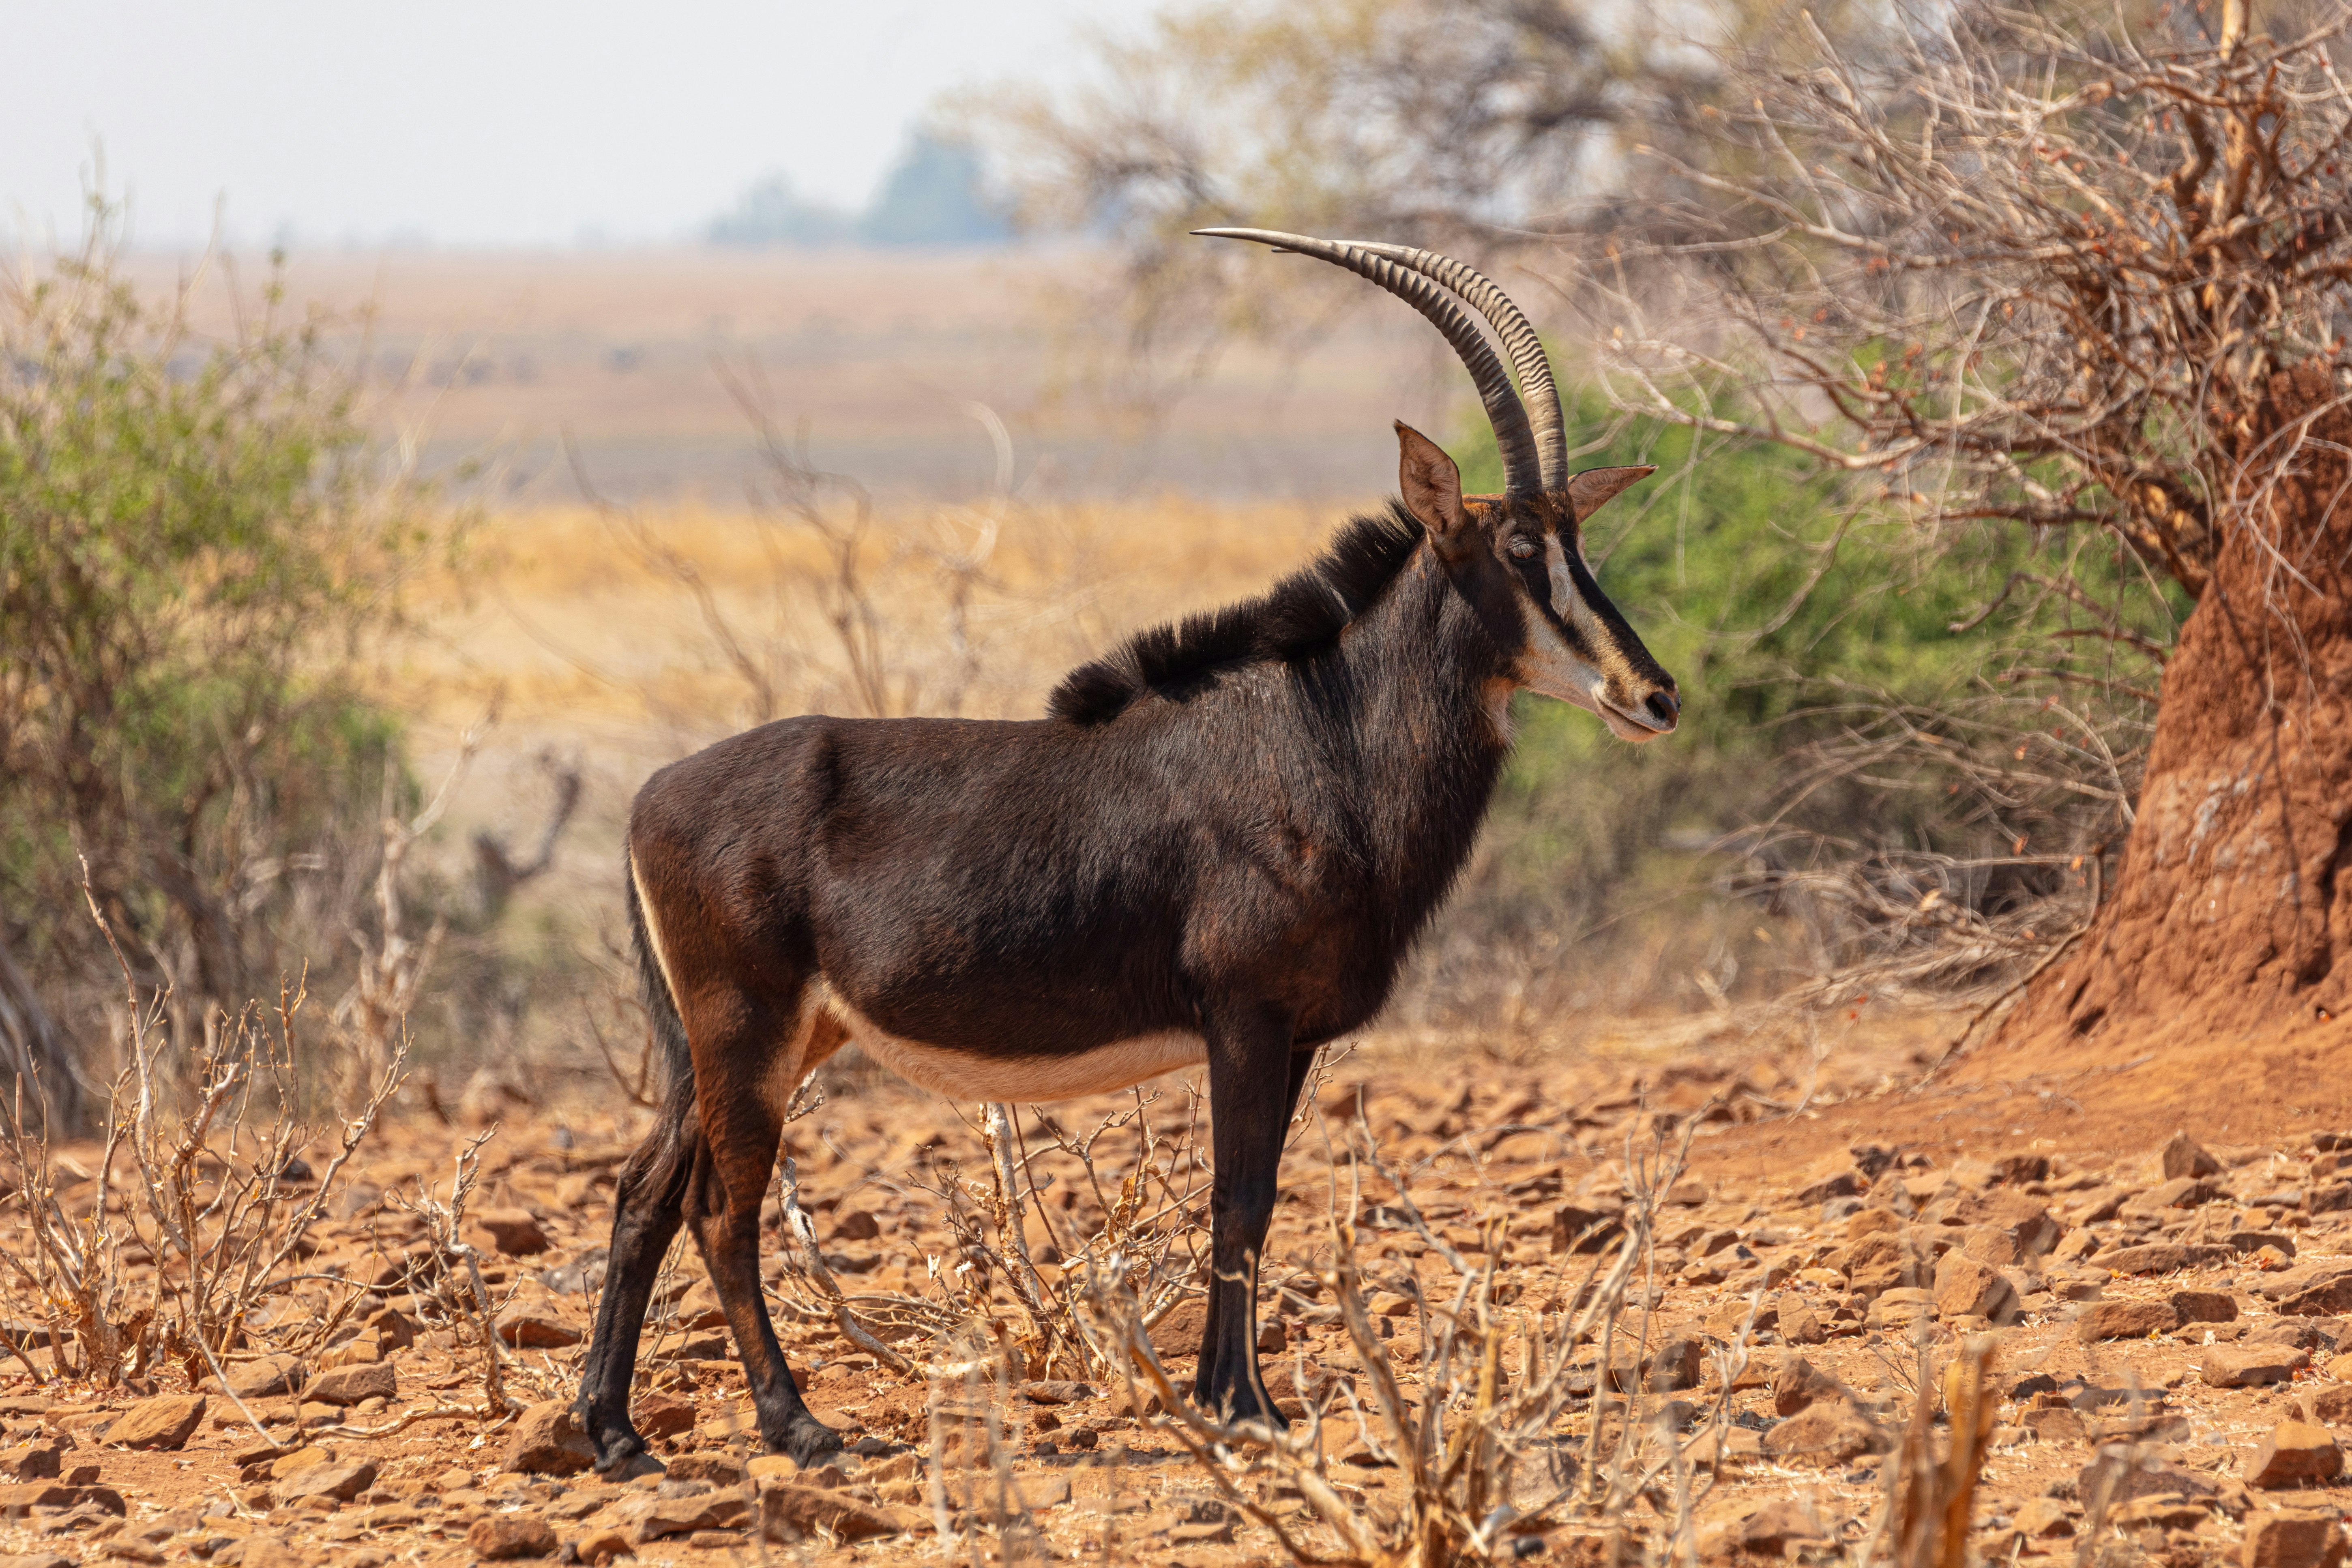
[574,229,1680,1473]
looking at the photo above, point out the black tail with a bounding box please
[624,849,693,1101]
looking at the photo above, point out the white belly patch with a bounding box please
[813,980,1206,1103]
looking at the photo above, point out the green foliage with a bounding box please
[0,212,431,1039]
[1402,387,2177,1023]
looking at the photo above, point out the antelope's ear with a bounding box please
[1396,421,1471,545]
[1565,465,1656,521]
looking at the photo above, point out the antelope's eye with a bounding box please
[1506,536,1539,560]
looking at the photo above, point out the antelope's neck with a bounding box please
[1341,546,1512,916]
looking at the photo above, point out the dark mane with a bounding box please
[1047,504,1425,725]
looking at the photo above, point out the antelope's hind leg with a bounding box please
[685,1003,849,1467]
[575,1067,695,1476]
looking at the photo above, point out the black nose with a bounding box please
[1644,690,1681,729]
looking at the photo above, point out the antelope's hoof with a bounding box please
[777,1411,844,1468]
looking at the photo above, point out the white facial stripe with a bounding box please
[1545,534,1578,620]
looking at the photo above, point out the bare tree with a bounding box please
[1581,0,2352,1040]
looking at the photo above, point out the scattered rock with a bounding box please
[2206,1345,2313,1388]
[1552,1205,1624,1254]
[1934,1253,2016,1322]
[2076,1300,2177,1342]
[1796,1172,1861,1208]
[2246,1423,2344,1489]
[2299,1385,2352,1426]
[1643,1338,1703,1392]
[1731,1499,1827,1555]
[2242,1509,2347,1568]
[0,1442,60,1481]
[107,1396,205,1452]
[2260,1263,2352,1316]
[630,1491,749,1542]
[1779,1295,1826,1345]
[665,1454,746,1486]
[2014,1499,2076,1539]
[631,1392,696,1439]
[758,1484,909,1543]
[831,1209,882,1243]
[2163,1132,2223,1180]
[1762,1401,1890,1465]
[496,1302,584,1349]
[199,1355,306,1401]
[301,1362,395,1406]
[274,1461,378,1505]
[1771,1357,1844,1418]
[2173,1289,2240,1323]
[575,1526,635,1564]
[467,1516,557,1560]
[504,1401,596,1478]
[474,1208,552,1257]
[2101,1242,2237,1275]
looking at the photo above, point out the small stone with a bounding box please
[2173,1289,2240,1323]
[2101,1242,2237,1275]
[467,1515,557,1560]
[302,1363,395,1407]
[2014,1498,2076,1538]
[1780,1299,1826,1345]
[199,1355,307,1401]
[504,1401,596,1478]
[2076,1300,2178,1342]
[631,1392,696,1439]
[2206,1345,2313,1388]
[745,1456,797,1482]
[1643,1338,1702,1392]
[2298,1385,2352,1426]
[1796,1171,1861,1207]
[0,1442,61,1481]
[2246,1422,2345,1489]
[108,1396,206,1452]
[663,1455,745,1486]
[1551,1204,1624,1254]
[1934,1253,2016,1321]
[0,1553,75,1568]
[2243,1509,2347,1568]
[1762,1401,1891,1465]
[2023,1405,2089,1443]
[268,1446,331,1480]
[475,1209,552,1257]
[2163,1132,2223,1180]
[2115,1493,2210,1530]
[496,1303,584,1349]
[629,1492,749,1542]
[274,1461,378,1505]
[576,1526,635,1564]
[831,1210,881,1242]
[1771,1356,1843,1418]
[757,1483,908,1543]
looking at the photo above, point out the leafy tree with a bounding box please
[0,207,436,1114]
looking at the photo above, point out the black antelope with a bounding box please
[574,229,1681,1472]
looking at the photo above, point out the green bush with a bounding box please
[0,215,433,1096]
[1400,390,2177,1027]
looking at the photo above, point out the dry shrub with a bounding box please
[1064,1107,1747,1567]
[0,890,403,1402]
[764,1085,1211,1388]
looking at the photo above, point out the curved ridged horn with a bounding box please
[1343,243,1568,495]
[1193,227,1541,497]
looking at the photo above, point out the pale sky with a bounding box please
[3,0,1142,249]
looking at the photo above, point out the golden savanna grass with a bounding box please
[401,493,1360,747]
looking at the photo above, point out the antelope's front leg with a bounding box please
[1194,1007,1299,1426]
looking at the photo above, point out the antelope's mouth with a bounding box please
[1598,690,1680,742]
